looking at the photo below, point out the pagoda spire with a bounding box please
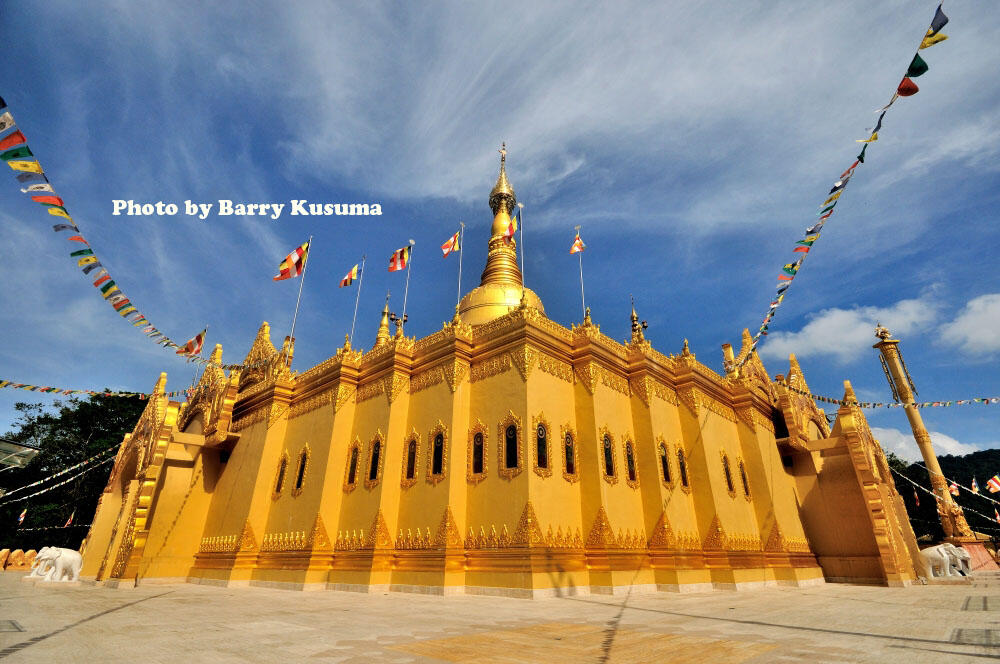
[375,293,391,347]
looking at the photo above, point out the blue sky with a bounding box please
[1,1,997,463]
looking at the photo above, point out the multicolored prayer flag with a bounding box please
[949,481,960,496]
[0,130,27,151]
[897,77,919,97]
[913,489,919,507]
[928,4,949,36]
[0,112,14,133]
[920,32,948,49]
[570,233,585,254]
[441,231,460,257]
[504,210,519,243]
[906,54,929,78]
[20,183,54,193]
[339,264,359,288]
[273,241,310,281]
[17,508,26,525]
[64,510,75,528]
[176,328,206,357]
[0,146,32,161]
[31,195,64,207]
[388,245,411,272]
[7,159,43,173]
[987,475,1000,493]
[972,477,979,494]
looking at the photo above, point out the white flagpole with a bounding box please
[517,202,525,298]
[401,239,415,325]
[575,225,586,319]
[456,223,465,310]
[349,254,366,346]
[288,235,313,348]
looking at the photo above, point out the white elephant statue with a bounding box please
[26,546,55,578]
[39,547,83,582]
[919,544,964,578]
[942,543,972,575]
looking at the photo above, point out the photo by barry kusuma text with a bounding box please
[111,199,383,220]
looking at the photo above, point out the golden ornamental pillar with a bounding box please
[873,325,973,539]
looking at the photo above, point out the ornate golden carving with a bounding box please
[677,387,698,416]
[434,506,464,548]
[751,409,775,433]
[586,506,615,548]
[574,362,629,396]
[575,362,599,393]
[702,516,727,551]
[356,378,386,403]
[367,509,393,550]
[734,406,755,431]
[239,520,257,552]
[231,406,267,432]
[467,419,488,485]
[334,384,356,412]
[560,424,580,484]
[289,384,354,418]
[364,430,385,490]
[426,420,449,484]
[386,371,408,403]
[400,429,420,489]
[268,402,289,429]
[497,410,523,480]
[441,359,469,393]
[764,522,785,552]
[290,444,311,497]
[311,514,332,551]
[531,413,553,478]
[510,345,538,381]
[511,501,545,547]
[699,394,737,422]
[648,511,676,549]
[471,354,512,382]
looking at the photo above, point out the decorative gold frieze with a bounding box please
[464,524,512,549]
[410,367,444,394]
[396,527,434,550]
[470,354,512,382]
[441,359,469,393]
[261,530,308,552]
[289,389,333,418]
[356,379,385,403]
[575,362,629,396]
[751,409,776,433]
[734,406,755,430]
[497,411,524,480]
[575,362,599,393]
[537,353,573,383]
[585,507,644,549]
[386,371,408,403]
[232,406,267,432]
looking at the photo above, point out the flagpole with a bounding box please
[401,239,415,326]
[517,202,525,298]
[456,223,465,309]
[288,235,313,349]
[575,225,586,319]
[350,254,366,346]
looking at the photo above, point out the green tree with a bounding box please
[0,394,144,551]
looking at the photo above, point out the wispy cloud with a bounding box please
[940,293,1000,356]
[871,426,987,463]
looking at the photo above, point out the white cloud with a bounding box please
[940,293,1000,355]
[759,296,938,363]
[871,426,985,463]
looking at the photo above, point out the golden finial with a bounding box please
[489,141,516,216]
[682,339,691,356]
[583,306,592,326]
[375,293,391,346]
[343,334,351,351]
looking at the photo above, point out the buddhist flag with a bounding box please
[176,328,207,356]
[0,130,26,151]
[897,77,919,97]
[995,508,1000,525]
[31,195,64,207]
[339,264,359,287]
[987,475,1000,493]
[920,32,948,49]
[0,112,14,133]
[441,231,460,257]
[906,54,929,78]
[64,510,75,527]
[21,183,54,193]
[388,245,411,272]
[7,159,43,173]
[273,241,309,281]
[570,233,585,254]
[0,146,32,161]
[913,489,919,507]
[949,481,960,496]
[972,477,979,494]
[504,210,519,243]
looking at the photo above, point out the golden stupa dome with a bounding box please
[458,144,544,326]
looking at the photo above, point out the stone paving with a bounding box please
[1,573,1000,662]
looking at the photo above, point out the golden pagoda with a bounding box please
[80,149,924,595]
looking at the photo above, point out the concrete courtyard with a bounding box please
[1,573,999,663]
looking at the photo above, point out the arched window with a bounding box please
[677,448,689,488]
[722,455,734,493]
[504,425,518,469]
[294,450,308,491]
[564,433,576,476]
[368,440,382,482]
[536,424,548,469]
[347,447,359,486]
[625,441,637,484]
[274,456,288,494]
[432,433,444,476]
[405,439,417,480]
[658,442,671,484]
[603,435,615,477]
[472,432,484,474]
[739,460,751,498]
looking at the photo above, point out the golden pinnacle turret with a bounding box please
[375,297,391,346]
